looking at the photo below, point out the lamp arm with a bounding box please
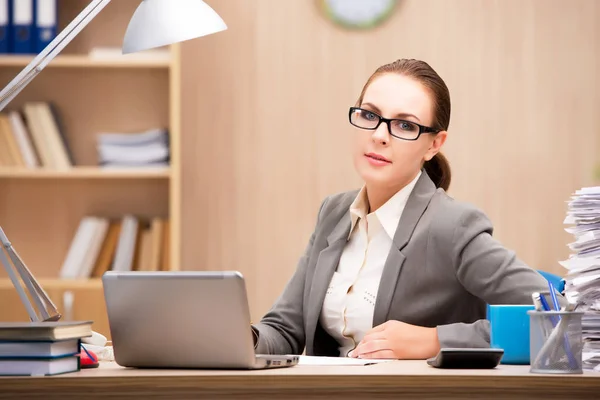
[0,227,60,322]
[0,0,113,112]
[8,241,60,321]
[0,233,38,321]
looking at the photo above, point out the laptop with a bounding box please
[102,271,299,369]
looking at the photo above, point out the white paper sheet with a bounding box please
[298,356,393,366]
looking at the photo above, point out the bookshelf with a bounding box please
[0,166,170,179]
[0,0,181,339]
[0,55,171,69]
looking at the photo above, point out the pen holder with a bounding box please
[528,310,584,374]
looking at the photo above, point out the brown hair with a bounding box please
[355,59,452,191]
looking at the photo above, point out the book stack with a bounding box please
[0,321,93,376]
[561,186,600,371]
[0,103,74,169]
[59,215,170,279]
[96,128,169,168]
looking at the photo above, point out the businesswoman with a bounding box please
[251,59,550,360]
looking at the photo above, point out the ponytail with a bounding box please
[424,152,451,191]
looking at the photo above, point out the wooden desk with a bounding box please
[0,361,599,400]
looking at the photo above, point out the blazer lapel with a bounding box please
[305,213,351,346]
[372,171,437,326]
[372,248,405,327]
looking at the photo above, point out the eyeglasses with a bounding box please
[348,107,441,141]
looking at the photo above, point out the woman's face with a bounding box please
[352,73,446,191]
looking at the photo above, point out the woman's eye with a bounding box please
[394,120,417,131]
[362,111,377,120]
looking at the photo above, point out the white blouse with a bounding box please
[319,171,421,356]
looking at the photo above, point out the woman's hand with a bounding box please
[348,320,440,359]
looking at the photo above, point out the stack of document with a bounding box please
[96,128,169,168]
[561,186,600,370]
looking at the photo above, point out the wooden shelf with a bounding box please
[0,167,170,179]
[0,54,171,69]
[0,278,103,290]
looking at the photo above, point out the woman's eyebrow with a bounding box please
[361,102,381,113]
[395,113,421,122]
[361,102,421,121]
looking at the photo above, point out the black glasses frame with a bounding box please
[348,107,441,141]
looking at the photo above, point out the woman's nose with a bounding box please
[372,122,390,145]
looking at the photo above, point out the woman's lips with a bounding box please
[365,153,391,166]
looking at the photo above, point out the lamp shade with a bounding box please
[122,0,227,54]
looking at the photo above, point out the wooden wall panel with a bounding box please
[181,0,600,321]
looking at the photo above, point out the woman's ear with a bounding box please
[424,131,447,161]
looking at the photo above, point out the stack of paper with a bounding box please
[96,128,169,168]
[561,186,600,370]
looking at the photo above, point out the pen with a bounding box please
[534,292,556,353]
[538,292,553,314]
[81,344,96,362]
[548,282,561,312]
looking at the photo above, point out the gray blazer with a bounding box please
[252,170,551,356]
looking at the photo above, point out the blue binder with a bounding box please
[34,0,55,53]
[0,0,9,53]
[11,0,34,54]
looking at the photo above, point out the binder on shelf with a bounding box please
[34,0,56,53]
[11,0,34,54]
[0,0,10,54]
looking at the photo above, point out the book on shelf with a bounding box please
[23,102,73,168]
[59,215,170,279]
[8,110,40,168]
[0,101,73,169]
[0,113,25,166]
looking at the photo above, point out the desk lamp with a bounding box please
[0,0,227,322]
